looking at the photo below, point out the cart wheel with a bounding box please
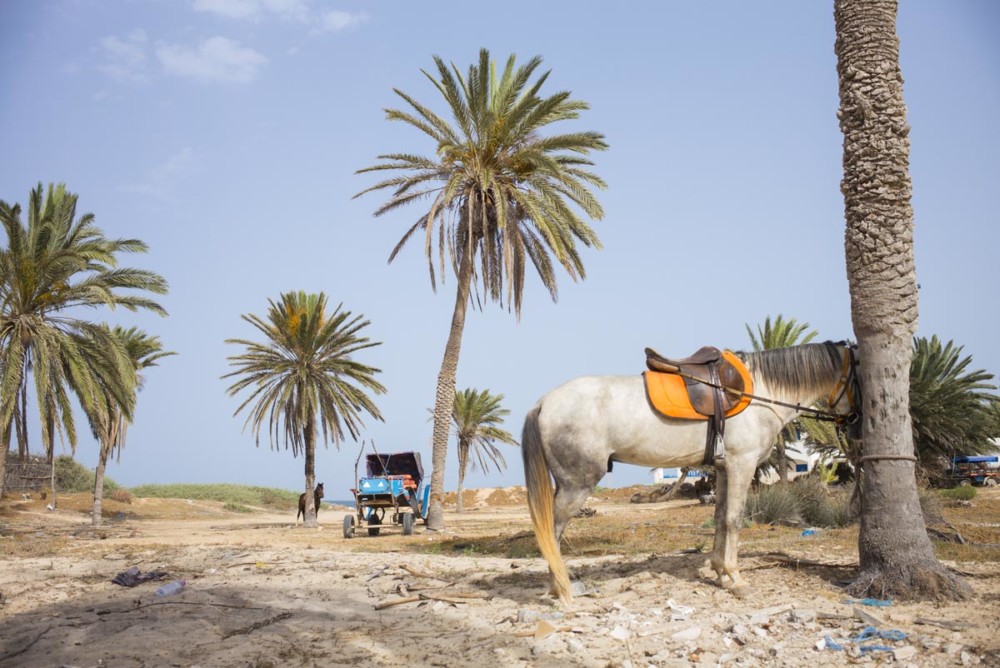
[402,512,415,536]
[368,514,381,537]
[343,514,356,539]
[986,478,998,487]
[959,479,971,487]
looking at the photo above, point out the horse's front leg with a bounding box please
[708,454,755,595]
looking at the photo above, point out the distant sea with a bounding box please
[326,499,356,509]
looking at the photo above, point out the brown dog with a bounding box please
[297,482,324,522]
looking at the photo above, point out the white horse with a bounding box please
[522,342,859,604]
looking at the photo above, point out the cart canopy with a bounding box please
[953,456,999,464]
[365,452,424,485]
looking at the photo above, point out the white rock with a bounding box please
[670,626,702,642]
[892,646,917,661]
[565,638,583,653]
[789,609,816,623]
[609,626,631,641]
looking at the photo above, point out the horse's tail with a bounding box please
[522,403,572,604]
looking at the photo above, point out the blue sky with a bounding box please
[2,1,998,500]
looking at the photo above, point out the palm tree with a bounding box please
[81,326,173,526]
[0,183,168,499]
[835,0,970,599]
[223,292,386,528]
[909,336,1000,479]
[746,315,819,482]
[355,49,607,529]
[451,388,518,513]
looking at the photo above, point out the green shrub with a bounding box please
[55,456,93,492]
[744,484,801,526]
[130,483,300,509]
[791,476,857,528]
[940,485,977,501]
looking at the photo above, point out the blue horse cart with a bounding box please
[344,450,430,538]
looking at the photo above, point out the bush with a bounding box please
[940,485,977,501]
[109,488,133,504]
[54,456,122,494]
[744,483,801,526]
[790,476,856,528]
[55,455,93,493]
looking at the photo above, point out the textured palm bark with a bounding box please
[456,440,469,514]
[426,250,475,531]
[92,449,108,527]
[303,415,318,528]
[835,0,970,600]
[0,435,9,500]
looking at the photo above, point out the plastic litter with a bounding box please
[801,528,820,537]
[853,626,907,642]
[154,579,187,597]
[844,597,893,607]
[820,627,906,652]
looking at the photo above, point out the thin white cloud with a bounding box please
[121,148,199,200]
[316,9,368,32]
[157,37,268,84]
[192,0,309,22]
[192,0,368,34]
[98,29,150,84]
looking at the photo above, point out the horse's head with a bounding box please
[315,482,325,498]
[824,341,862,439]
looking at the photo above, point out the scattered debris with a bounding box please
[111,566,169,587]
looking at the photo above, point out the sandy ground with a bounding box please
[1,490,999,668]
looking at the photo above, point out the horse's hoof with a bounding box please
[730,585,751,599]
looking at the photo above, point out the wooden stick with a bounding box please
[374,596,421,610]
[401,564,436,579]
[221,612,293,640]
[914,617,970,631]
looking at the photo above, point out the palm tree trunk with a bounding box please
[456,440,468,514]
[835,0,969,600]
[426,250,475,530]
[777,441,789,483]
[303,413,318,528]
[0,426,10,500]
[93,445,109,526]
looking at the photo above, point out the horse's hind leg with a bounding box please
[553,484,596,542]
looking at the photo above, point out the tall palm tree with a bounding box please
[223,292,386,528]
[356,49,607,529]
[746,315,819,482]
[909,335,1000,478]
[451,388,518,513]
[835,0,970,599]
[81,326,174,526]
[0,183,168,499]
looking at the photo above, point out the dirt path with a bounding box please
[2,495,999,667]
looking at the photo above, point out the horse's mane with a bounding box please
[737,343,844,397]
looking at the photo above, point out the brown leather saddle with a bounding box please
[644,346,751,464]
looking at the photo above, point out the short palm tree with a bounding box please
[356,49,607,529]
[0,183,168,499]
[909,335,1000,479]
[746,315,820,481]
[81,326,174,526]
[451,388,518,513]
[223,292,386,527]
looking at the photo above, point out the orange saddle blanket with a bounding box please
[643,350,754,420]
